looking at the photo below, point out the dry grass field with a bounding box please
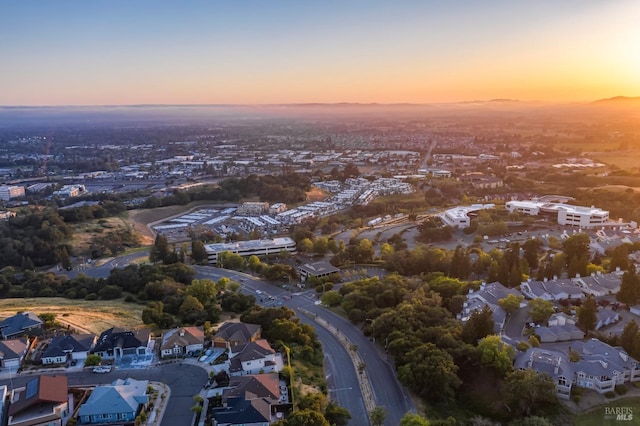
[306,187,331,202]
[0,298,144,335]
[71,216,134,252]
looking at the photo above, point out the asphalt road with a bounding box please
[0,364,208,426]
[192,266,415,424]
[297,314,369,425]
[56,257,414,425]
[293,301,416,426]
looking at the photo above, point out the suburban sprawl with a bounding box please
[0,101,639,425]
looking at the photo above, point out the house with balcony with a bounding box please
[229,340,283,376]
[8,375,69,426]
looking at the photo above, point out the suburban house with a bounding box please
[298,261,340,282]
[76,378,149,425]
[458,282,526,333]
[520,278,584,301]
[228,340,283,376]
[212,373,285,425]
[0,312,43,339]
[41,334,97,365]
[515,339,640,399]
[211,397,272,426]
[8,375,69,426]
[160,326,204,358]
[534,324,585,343]
[92,328,152,360]
[571,339,640,393]
[571,271,623,296]
[514,348,574,400]
[595,309,621,331]
[213,322,261,350]
[0,338,30,369]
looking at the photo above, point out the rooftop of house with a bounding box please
[0,312,43,337]
[9,375,68,416]
[42,334,96,359]
[214,322,261,345]
[161,326,204,349]
[94,327,151,353]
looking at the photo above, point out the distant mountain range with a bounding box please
[593,96,640,104]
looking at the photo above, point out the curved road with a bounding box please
[194,265,416,425]
[60,258,414,425]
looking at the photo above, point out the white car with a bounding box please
[93,366,112,373]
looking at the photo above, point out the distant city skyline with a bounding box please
[1,0,638,106]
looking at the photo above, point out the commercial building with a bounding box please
[204,237,296,263]
[53,184,86,198]
[505,200,610,228]
[0,186,25,201]
[440,204,495,228]
[237,202,269,216]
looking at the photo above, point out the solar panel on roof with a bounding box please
[25,378,38,399]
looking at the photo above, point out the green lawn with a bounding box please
[574,397,640,426]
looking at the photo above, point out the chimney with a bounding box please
[554,357,560,375]
[616,267,621,272]
[544,277,548,282]
[576,273,580,278]
[553,275,558,281]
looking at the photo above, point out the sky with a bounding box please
[1,1,639,106]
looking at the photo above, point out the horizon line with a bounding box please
[0,96,638,109]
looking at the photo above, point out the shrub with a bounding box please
[85,293,98,301]
[572,394,581,403]
[124,295,137,303]
[605,391,616,398]
[572,386,584,396]
[615,385,628,395]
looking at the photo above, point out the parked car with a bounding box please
[93,366,112,374]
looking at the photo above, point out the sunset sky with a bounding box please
[1,0,638,106]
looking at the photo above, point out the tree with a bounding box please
[502,369,559,417]
[498,294,524,315]
[617,270,640,305]
[298,392,327,413]
[397,343,461,402]
[186,279,217,305]
[285,409,330,426]
[320,290,342,307]
[85,354,101,366]
[563,233,590,276]
[313,237,329,255]
[369,407,387,426]
[621,320,640,358]
[528,299,554,324]
[522,238,542,270]
[149,234,174,264]
[298,238,314,253]
[577,296,597,332]
[400,413,431,426]
[180,295,205,315]
[450,245,471,279]
[191,240,208,264]
[477,335,515,376]
[462,305,494,344]
[324,401,351,426]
